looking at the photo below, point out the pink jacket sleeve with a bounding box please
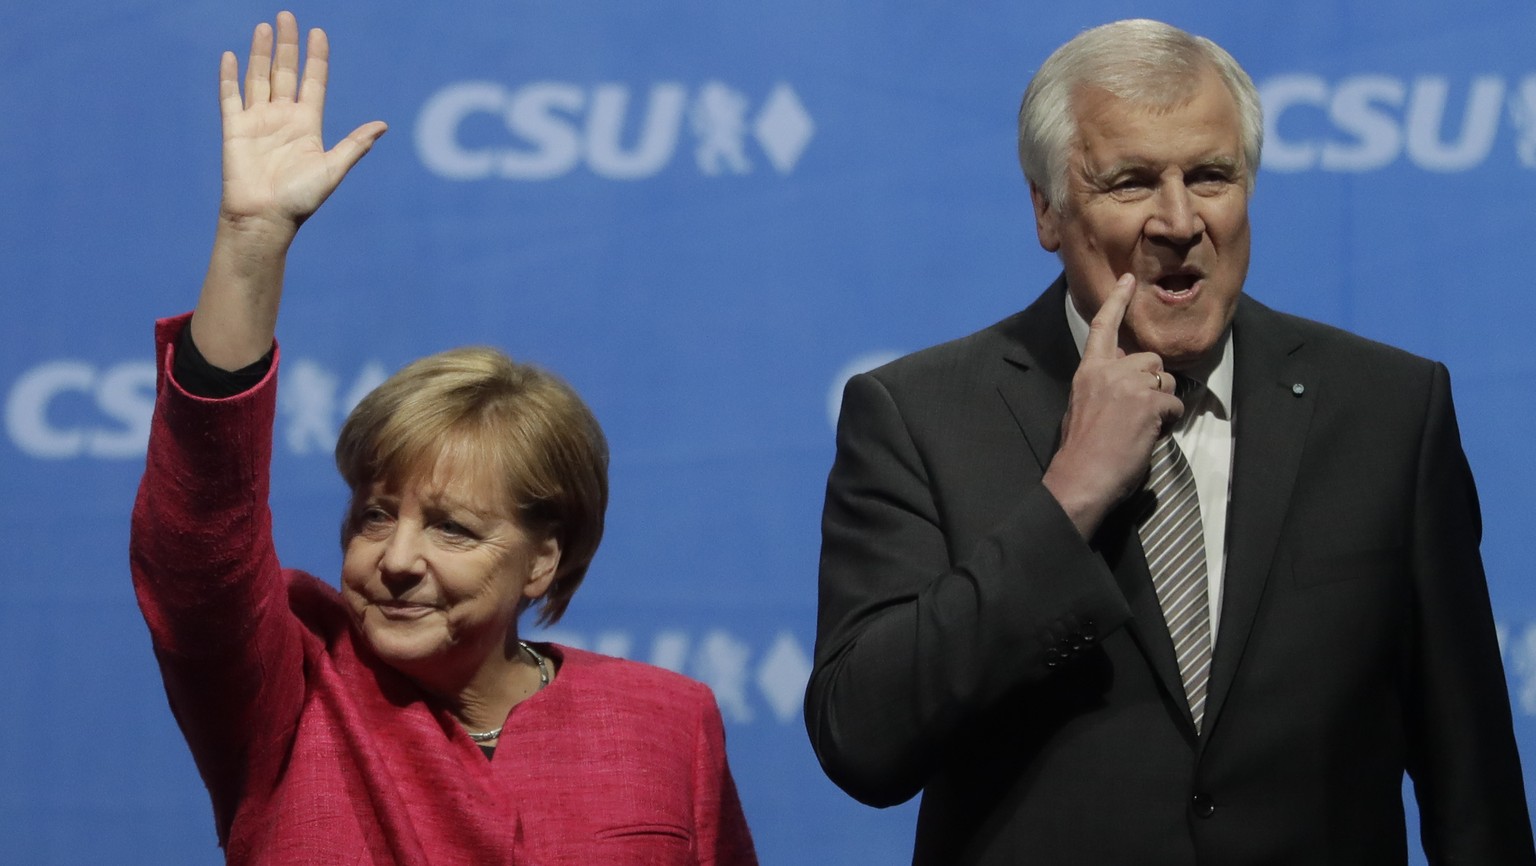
[128,313,306,842]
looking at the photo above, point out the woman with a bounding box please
[130,12,757,864]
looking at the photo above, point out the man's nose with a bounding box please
[1146,182,1204,246]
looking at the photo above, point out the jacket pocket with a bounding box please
[592,822,694,864]
[594,822,692,842]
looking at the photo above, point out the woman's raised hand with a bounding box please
[218,11,386,232]
[190,12,386,371]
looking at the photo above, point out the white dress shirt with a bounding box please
[1063,292,1235,637]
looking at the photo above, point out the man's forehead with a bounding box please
[1070,86,1243,166]
[1073,67,1236,121]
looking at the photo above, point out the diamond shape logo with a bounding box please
[753,84,815,174]
[756,632,813,723]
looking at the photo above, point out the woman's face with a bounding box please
[340,444,560,689]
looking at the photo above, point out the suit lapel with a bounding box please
[994,277,1191,725]
[994,276,1077,473]
[1201,298,1316,737]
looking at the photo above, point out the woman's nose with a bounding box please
[379,525,427,583]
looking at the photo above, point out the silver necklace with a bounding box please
[464,641,550,743]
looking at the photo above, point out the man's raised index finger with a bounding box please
[1084,273,1135,360]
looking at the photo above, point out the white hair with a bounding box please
[1018,19,1264,210]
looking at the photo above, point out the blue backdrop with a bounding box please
[3,2,1534,863]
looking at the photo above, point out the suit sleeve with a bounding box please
[689,687,758,865]
[128,313,307,842]
[1406,363,1536,864]
[804,371,1132,807]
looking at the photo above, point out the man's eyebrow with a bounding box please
[1084,155,1244,184]
[1197,156,1243,173]
[1082,160,1153,185]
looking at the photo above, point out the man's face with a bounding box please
[1032,68,1251,370]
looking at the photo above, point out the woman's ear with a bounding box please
[522,535,562,600]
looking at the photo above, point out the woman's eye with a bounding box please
[437,521,473,539]
[355,507,393,535]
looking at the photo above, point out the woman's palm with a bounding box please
[223,100,337,222]
[218,14,384,228]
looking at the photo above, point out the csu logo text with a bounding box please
[6,358,387,460]
[5,361,155,459]
[1261,73,1536,172]
[415,81,814,181]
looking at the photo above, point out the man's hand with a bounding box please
[1043,274,1185,538]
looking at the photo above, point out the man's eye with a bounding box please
[1105,177,1153,197]
[1188,170,1232,188]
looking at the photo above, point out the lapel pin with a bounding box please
[1291,383,1306,397]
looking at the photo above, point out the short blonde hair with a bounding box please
[334,346,608,625]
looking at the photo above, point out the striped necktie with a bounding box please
[1138,379,1213,733]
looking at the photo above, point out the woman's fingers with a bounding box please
[242,21,273,109]
[218,51,242,121]
[328,121,390,178]
[270,11,301,103]
[236,13,306,109]
[298,27,329,112]
[218,13,384,222]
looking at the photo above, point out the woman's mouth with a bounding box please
[376,600,438,620]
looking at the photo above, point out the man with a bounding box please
[804,19,1535,865]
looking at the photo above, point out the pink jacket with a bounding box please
[131,314,757,865]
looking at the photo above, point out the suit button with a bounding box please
[1191,793,1215,818]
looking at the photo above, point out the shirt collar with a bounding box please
[1062,288,1234,419]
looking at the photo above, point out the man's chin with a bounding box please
[1124,305,1234,367]
[1130,331,1224,371]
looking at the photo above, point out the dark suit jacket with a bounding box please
[804,277,1534,865]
